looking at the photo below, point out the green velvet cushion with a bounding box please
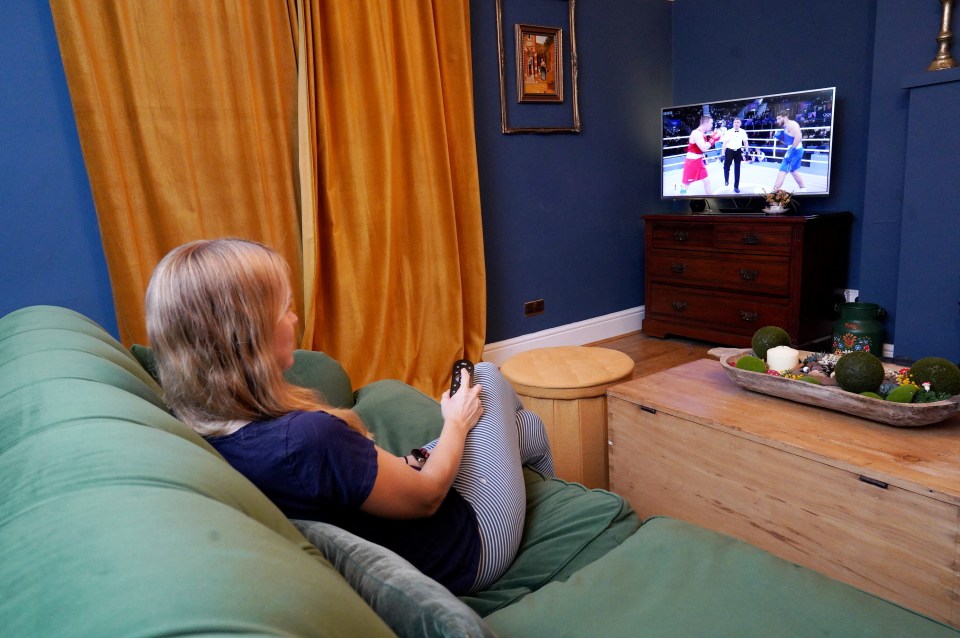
[293,520,495,638]
[285,349,357,408]
[485,516,960,638]
[354,379,445,453]
[129,343,161,385]
[461,468,641,617]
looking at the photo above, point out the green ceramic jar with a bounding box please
[832,302,886,355]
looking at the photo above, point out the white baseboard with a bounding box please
[482,306,645,367]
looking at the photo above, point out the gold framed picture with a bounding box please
[516,24,563,103]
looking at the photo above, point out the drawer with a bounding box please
[649,222,714,249]
[646,283,790,333]
[715,224,793,254]
[647,250,790,295]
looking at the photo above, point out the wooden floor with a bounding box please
[588,331,717,380]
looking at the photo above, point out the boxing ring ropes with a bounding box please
[662,126,831,196]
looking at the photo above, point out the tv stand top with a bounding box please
[717,207,766,214]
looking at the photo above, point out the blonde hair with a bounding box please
[145,238,367,437]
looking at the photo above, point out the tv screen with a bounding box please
[661,87,835,199]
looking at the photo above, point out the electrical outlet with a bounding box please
[523,299,544,317]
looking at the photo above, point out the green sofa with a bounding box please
[2,305,957,637]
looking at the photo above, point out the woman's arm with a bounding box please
[360,369,483,519]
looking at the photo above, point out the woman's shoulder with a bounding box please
[280,410,368,446]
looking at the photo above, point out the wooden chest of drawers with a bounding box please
[642,213,852,348]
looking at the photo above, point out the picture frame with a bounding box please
[516,24,563,103]
[496,0,580,134]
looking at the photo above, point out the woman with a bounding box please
[145,238,554,594]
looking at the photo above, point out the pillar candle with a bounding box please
[766,345,800,372]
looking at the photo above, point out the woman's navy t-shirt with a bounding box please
[207,410,481,594]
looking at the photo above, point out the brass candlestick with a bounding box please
[928,0,958,70]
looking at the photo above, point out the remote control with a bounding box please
[450,359,474,396]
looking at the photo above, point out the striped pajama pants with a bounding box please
[422,362,555,592]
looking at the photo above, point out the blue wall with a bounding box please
[0,1,117,335]
[470,0,672,342]
[864,0,956,360]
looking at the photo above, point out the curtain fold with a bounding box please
[298,1,486,396]
[50,0,303,346]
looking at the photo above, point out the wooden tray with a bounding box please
[718,348,960,427]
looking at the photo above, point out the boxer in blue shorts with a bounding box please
[779,143,804,172]
[772,110,807,191]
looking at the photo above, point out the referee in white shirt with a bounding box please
[722,118,749,193]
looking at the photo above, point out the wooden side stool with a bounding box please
[500,346,635,489]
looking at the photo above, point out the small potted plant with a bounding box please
[763,189,792,214]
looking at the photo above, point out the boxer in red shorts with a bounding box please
[680,115,721,195]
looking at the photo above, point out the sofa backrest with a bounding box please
[0,306,395,636]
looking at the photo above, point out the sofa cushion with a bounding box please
[130,343,161,385]
[460,468,641,617]
[484,516,960,638]
[285,349,357,408]
[293,520,494,638]
[353,379,445,452]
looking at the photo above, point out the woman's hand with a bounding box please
[439,369,483,434]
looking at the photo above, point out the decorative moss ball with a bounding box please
[751,326,791,361]
[798,376,822,385]
[908,357,960,396]
[859,391,883,400]
[735,355,768,373]
[834,351,885,394]
[885,384,918,403]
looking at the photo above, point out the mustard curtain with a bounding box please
[51,0,486,397]
[298,1,486,397]
[50,0,304,346]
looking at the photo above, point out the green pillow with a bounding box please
[130,343,161,385]
[460,469,641,616]
[293,520,495,638]
[353,379,444,453]
[285,349,356,408]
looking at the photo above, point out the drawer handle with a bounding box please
[671,301,688,312]
[739,310,758,322]
[671,263,687,274]
[739,268,759,281]
[742,233,761,245]
[858,475,889,489]
[672,231,690,242]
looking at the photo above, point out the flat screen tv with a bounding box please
[661,87,835,200]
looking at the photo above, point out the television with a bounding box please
[661,87,835,201]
